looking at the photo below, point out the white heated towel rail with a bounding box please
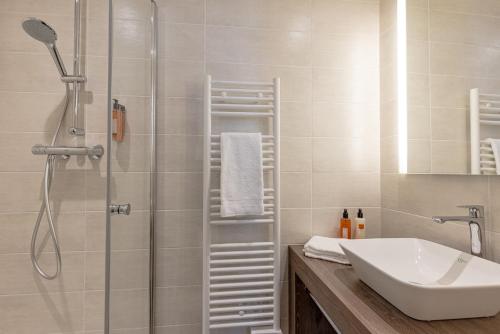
[470,88,500,174]
[202,76,282,334]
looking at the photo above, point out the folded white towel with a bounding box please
[220,132,264,217]
[486,138,500,174]
[303,236,350,264]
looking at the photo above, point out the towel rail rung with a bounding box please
[211,111,274,118]
[209,265,274,273]
[209,296,274,305]
[209,288,274,298]
[210,219,275,225]
[210,304,274,314]
[209,312,274,322]
[211,250,274,257]
[210,281,274,289]
[209,320,274,329]
[210,273,274,281]
[210,242,274,249]
[210,257,274,265]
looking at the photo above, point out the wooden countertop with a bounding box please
[289,245,500,334]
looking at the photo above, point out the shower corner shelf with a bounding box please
[202,75,282,334]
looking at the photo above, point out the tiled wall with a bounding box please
[406,0,500,173]
[380,0,500,262]
[153,0,380,332]
[0,0,381,333]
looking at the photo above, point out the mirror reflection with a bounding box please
[405,1,500,175]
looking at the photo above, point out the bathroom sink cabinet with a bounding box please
[288,245,500,334]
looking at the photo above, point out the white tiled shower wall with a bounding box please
[0,0,381,333]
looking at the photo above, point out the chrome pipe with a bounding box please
[149,2,158,334]
[32,144,104,160]
[69,0,85,136]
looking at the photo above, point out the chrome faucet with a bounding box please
[432,205,487,259]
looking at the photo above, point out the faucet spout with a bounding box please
[431,205,487,259]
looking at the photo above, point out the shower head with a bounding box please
[22,18,67,77]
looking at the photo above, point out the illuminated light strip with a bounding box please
[397,0,408,174]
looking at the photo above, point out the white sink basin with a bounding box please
[339,238,500,320]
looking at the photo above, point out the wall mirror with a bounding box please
[401,0,500,175]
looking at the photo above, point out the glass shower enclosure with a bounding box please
[104,1,157,333]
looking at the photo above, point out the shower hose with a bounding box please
[31,83,71,280]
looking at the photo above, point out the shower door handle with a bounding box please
[109,203,131,215]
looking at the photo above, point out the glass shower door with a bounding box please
[105,0,154,332]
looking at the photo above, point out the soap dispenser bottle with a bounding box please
[355,209,366,239]
[338,209,352,239]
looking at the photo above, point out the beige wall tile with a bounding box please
[155,0,204,24]
[0,53,69,93]
[207,26,311,66]
[155,247,202,286]
[431,107,467,141]
[281,137,312,172]
[158,60,204,98]
[0,92,67,132]
[86,211,149,251]
[207,0,311,31]
[87,18,145,58]
[381,173,399,210]
[155,325,201,334]
[313,102,380,139]
[312,32,379,70]
[312,172,380,208]
[407,5,428,41]
[0,252,84,295]
[431,140,468,174]
[312,0,378,35]
[380,135,398,173]
[156,210,202,248]
[407,39,429,74]
[281,173,311,208]
[0,0,73,15]
[407,73,429,107]
[86,289,149,331]
[158,22,203,62]
[88,0,148,20]
[0,171,85,212]
[155,286,202,326]
[408,106,431,140]
[281,209,312,244]
[157,98,202,135]
[313,68,379,105]
[0,212,86,253]
[0,13,75,54]
[380,0,397,34]
[157,135,203,172]
[86,250,149,291]
[157,173,203,210]
[281,102,312,137]
[429,0,500,17]
[313,137,380,173]
[408,140,431,173]
[0,292,83,334]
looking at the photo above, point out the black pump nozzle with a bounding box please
[342,209,348,219]
[357,209,363,218]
